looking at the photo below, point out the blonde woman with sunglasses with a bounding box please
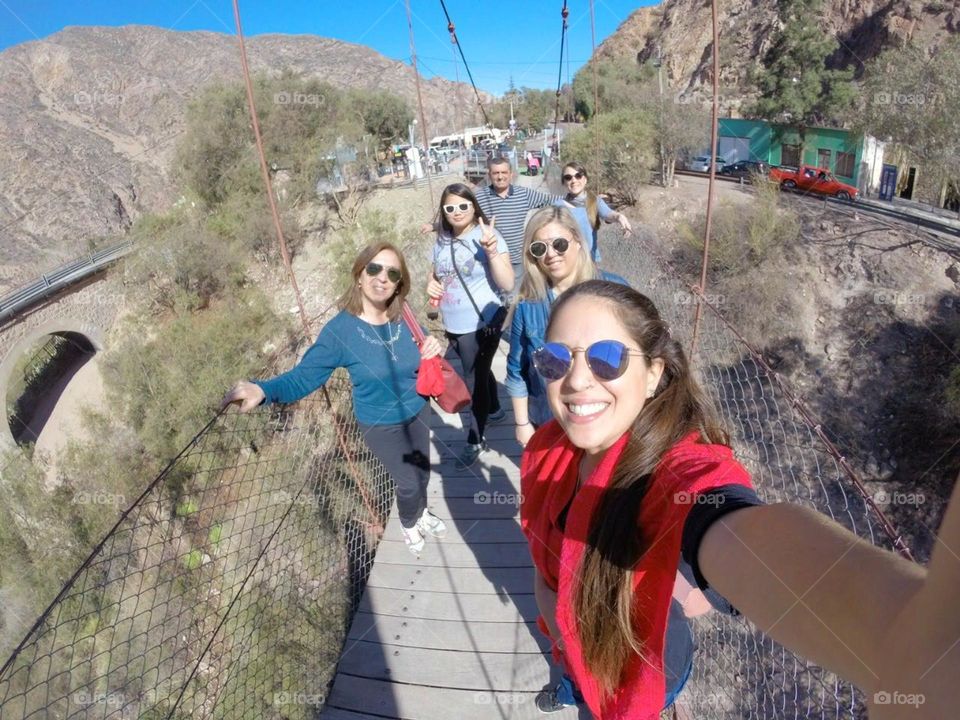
[506,206,627,451]
[426,183,514,468]
[222,243,447,556]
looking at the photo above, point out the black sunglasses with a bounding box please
[529,237,572,258]
[442,202,471,214]
[365,262,402,284]
[532,340,645,382]
[562,171,585,182]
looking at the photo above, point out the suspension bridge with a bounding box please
[0,0,938,718]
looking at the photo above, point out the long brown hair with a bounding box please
[337,242,411,321]
[546,280,729,698]
[518,206,598,301]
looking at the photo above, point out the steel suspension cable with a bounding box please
[232,0,310,338]
[404,0,435,207]
[439,0,489,126]
[689,0,721,359]
[551,1,570,159]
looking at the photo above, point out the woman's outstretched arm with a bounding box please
[698,478,958,716]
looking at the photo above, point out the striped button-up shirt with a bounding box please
[475,184,555,263]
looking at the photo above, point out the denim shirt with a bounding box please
[505,271,628,426]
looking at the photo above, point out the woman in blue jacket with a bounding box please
[506,206,627,449]
[222,243,447,556]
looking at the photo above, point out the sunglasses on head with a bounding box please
[532,340,645,382]
[562,171,585,182]
[365,262,402,284]
[529,237,572,258]
[442,202,471,214]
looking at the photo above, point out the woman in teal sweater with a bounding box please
[222,243,446,556]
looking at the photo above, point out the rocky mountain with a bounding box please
[0,25,489,293]
[595,0,959,106]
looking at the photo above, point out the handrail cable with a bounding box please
[589,0,600,176]
[438,0,490,126]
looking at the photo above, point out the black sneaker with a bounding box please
[535,684,571,713]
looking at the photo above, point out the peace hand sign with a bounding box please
[478,216,499,255]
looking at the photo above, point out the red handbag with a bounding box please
[401,302,471,413]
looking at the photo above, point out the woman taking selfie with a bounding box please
[427,183,514,468]
[521,279,959,719]
[505,206,626,450]
[222,243,446,556]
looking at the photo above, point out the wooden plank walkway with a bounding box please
[322,348,587,719]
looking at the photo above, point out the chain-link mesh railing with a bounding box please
[0,367,393,719]
[603,227,904,719]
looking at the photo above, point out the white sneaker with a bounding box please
[401,524,425,556]
[417,509,447,539]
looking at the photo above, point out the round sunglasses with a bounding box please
[532,340,645,382]
[442,202,472,214]
[529,237,572,258]
[562,171,585,183]
[365,262,402,284]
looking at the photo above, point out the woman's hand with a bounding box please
[515,422,535,448]
[420,335,443,359]
[426,276,444,300]
[617,212,633,236]
[478,216,500,256]
[221,380,265,413]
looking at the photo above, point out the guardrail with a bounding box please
[0,240,134,325]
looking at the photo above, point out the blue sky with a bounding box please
[0,1,658,95]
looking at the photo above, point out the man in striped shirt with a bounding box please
[474,156,559,303]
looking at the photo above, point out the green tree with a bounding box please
[855,38,960,210]
[751,0,854,145]
[345,89,413,152]
[572,55,655,119]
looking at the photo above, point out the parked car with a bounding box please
[720,160,769,180]
[769,164,859,200]
[687,154,727,173]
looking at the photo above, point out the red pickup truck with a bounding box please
[769,165,859,200]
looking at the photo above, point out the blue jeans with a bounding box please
[663,658,693,709]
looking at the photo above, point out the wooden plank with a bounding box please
[336,640,552,690]
[358,586,540,623]
[425,480,523,498]
[375,540,532,568]
[366,562,534,595]
[323,674,581,720]
[381,516,526,544]
[347,612,549,653]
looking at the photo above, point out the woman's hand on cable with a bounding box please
[617,212,633,236]
[220,380,265,413]
[426,276,444,300]
[419,335,443,359]
[515,421,535,448]
[478,217,500,256]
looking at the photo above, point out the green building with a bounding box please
[716,118,875,190]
